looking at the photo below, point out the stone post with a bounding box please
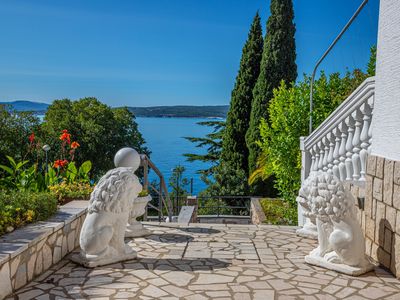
[186,196,198,223]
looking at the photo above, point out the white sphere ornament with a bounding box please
[114,147,141,171]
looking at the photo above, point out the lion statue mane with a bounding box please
[298,171,373,273]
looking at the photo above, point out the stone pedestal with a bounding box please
[305,254,375,276]
[126,195,152,238]
[71,248,137,268]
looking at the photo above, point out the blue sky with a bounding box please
[0,0,379,107]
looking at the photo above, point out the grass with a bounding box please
[260,198,297,225]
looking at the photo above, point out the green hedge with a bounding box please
[0,191,57,236]
[260,198,297,225]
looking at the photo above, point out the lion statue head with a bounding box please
[88,167,141,214]
[297,171,353,222]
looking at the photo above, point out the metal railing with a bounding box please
[140,154,173,221]
[197,196,251,217]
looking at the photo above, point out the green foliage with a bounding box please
[138,189,149,197]
[0,155,92,192]
[0,106,41,166]
[49,182,93,204]
[253,69,370,205]
[184,120,225,176]
[0,156,46,192]
[169,165,190,212]
[42,97,148,177]
[200,164,248,197]
[0,190,57,236]
[367,45,377,76]
[221,12,263,180]
[246,0,297,195]
[198,198,231,216]
[260,198,297,225]
[169,165,189,197]
[64,161,92,184]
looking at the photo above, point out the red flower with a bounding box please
[60,159,69,167]
[59,129,71,144]
[71,141,80,149]
[53,160,62,168]
[28,133,35,143]
[53,159,69,168]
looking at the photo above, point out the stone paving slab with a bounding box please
[7,223,400,299]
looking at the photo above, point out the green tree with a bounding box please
[246,0,297,194]
[367,45,377,76]
[0,106,41,166]
[183,120,225,176]
[169,165,189,213]
[41,97,148,177]
[221,12,263,178]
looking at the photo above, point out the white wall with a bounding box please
[371,0,400,161]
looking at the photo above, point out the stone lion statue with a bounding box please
[74,167,142,267]
[297,171,373,275]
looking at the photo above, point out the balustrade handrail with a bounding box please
[304,76,375,149]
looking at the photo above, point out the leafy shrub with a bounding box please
[0,156,46,191]
[0,191,57,236]
[198,198,232,216]
[260,198,297,225]
[49,182,93,204]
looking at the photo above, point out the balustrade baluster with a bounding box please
[327,132,335,173]
[352,109,363,180]
[368,98,374,154]
[318,141,324,171]
[338,121,348,181]
[309,147,315,173]
[332,128,341,178]
[359,102,372,180]
[313,144,319,172]
[322,137,329,172]
[345,116,355,180]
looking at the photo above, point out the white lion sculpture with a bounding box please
[72,167,142,267]
[298,171,374,275]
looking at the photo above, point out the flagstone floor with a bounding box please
[8,223,400,300]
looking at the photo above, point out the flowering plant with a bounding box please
[0,128,92,192]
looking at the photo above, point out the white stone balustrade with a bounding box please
[301,77,375,187]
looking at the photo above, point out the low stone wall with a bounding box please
[346,155,400,278]
[363,155,400,277]
[0,201,87,299]
[250,198,266,225]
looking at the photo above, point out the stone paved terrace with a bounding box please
[7,223,400,300]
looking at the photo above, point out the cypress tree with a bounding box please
[246,0,297,193]
[221,12,263,177]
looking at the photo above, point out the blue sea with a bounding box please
[136,117,216,194]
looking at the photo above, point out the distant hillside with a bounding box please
[0,100,49,113]
[128,105,229,118]
[0,101,229,118]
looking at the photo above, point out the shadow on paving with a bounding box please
[55,256,230,278]
[177,227,221,235]
[145,233,194,243]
